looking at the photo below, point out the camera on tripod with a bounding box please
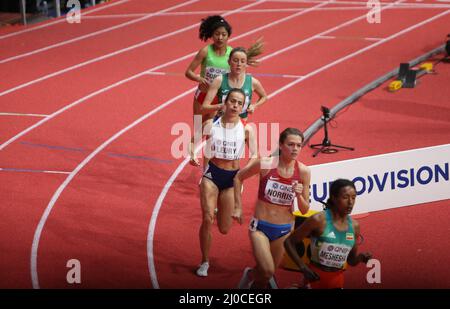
[310,105,354,157]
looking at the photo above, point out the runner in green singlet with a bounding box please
[185,16,233,167]
[284,179,372,289]
[201,47,267,123]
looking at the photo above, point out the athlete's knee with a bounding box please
[258,266,275,282]
[201,213,214,227]
[218,223,231,235]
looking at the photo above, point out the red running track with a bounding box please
[0,0,449,288]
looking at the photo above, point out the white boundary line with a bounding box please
[0,0,200,64]
[0,0,270,97]
[277,74,305,78]
[1,73,145,151]
[0,168,71,174]
[243,0,449,5]
[268,9,449,98]
[255,0,404,63]
[83,14,156,19]
[146,8,450,289]
[0,0,131,40]
[317,35,384,41]
[363,37,384,41]
[81,4,450,19]
[81,7,369,19]
[29,87,196,289]
[0,112,48,117]
[1,0,327,150]
[144,71,305,79]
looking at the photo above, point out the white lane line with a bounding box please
[81,4,450,19]
[0,0,266,97]
[0,0,200,64]
[30,86,197,289]
[269,9,450,98]
[0,72,144,152]
[365,37,384,41]
[256,0,403,62]
[144,72,169,76]
[0,0,130,40]
[242,0,449,6]
[317,35,384,41]
[145,71,305,79]
[83,7,365,18]
[0,168,71,174]
[317,35,337,39]
[0,112,49,117]
[1,0,326,151]
[147,8,450,289]
[147,156,192,289]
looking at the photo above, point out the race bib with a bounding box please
[249,217,258,232]
[212,139,240,160]
[317,241,352,269]
[264,179,295,206]
[205,66,228,83]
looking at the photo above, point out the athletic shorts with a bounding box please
[195,88,219,105]
[249,217,293,241]
[308,263,345,289]
[203,161,238,191]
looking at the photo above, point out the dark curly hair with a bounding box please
[324,179,356,209]
[199,15,232,41]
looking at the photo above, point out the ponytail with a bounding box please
[229,37,265,67]
[246,37,264,67]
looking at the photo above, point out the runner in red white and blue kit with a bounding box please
[234,128,311,288]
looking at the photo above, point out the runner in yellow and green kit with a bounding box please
[186,15,265,167]
[185,16,232,167]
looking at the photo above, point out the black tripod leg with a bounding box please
[309,143,323,149]
[309,113,354,157]
[312,146,324,157]
[329,144,354,151]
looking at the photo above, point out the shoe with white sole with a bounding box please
[237,267,254,289]
[196,262,209,277]
[268,276,279,289]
